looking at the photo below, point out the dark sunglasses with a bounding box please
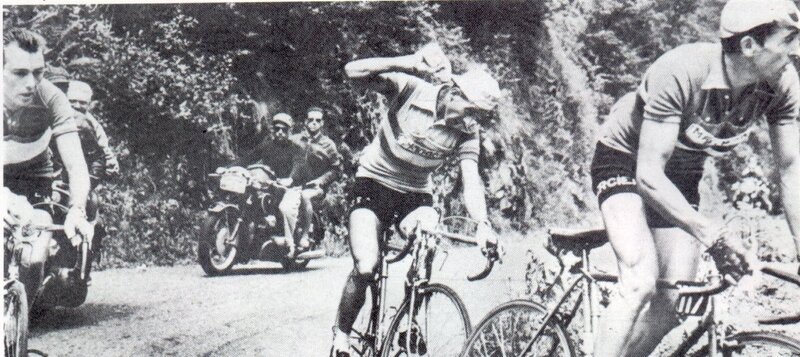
[307,118,323,123]
[272,126,289,133]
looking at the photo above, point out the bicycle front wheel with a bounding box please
[4,280,29,357]
[460,299,572,357]
[381,283,471,357]
[717,331,800,356]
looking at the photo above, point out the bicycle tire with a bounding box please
[460,299,573,357]
[381,283,471,357]
[4,280,29,357]
[689,330,800,356]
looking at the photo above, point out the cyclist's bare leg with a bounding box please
[334,208,382,336]
[625,227,702,355]
[594,193,659,357]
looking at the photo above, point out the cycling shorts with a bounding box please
[349,177,433,228]
[590,142,703,228]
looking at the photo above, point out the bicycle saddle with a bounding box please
[548,227,608,252]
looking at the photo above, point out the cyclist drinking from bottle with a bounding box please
[590,0,800,355]
[330,43,502,356]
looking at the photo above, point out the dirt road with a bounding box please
[27,236,800,356]
[28,241,535,357]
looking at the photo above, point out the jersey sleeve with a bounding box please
[457,131,480,163]
[38,80,77,136]
[765,66,800,126]
[639,53,691,124]
[376,72,423,102]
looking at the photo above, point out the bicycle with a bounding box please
[348,216,500,357]
[4,223,65,357]
[460,227,800,356]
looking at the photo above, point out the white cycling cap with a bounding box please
[720,0,800,38]
[452,68,501,111]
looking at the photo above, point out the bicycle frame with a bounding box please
[353,219,494,356]
[353,224,434,355]
[523,248,729,357]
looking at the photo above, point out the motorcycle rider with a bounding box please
[231,112,305,255]
[288,106,342,250]
[3,28,94,302]
[65,80,120,187]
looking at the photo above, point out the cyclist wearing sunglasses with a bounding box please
[288,107,342,250]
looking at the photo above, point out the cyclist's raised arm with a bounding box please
[769,120,800,260]
[344,53,431,98]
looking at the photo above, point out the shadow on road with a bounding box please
[29,303,139,335]
[202,265,324,277]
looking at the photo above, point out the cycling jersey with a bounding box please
[356,73,480,193]
[4,79,77,179]
[599,43,799,160]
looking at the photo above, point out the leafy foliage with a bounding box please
[5,0,775,267]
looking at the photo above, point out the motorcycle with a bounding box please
[198,164,325,275]
[25,179,97,313]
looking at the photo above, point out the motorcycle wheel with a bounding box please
[198,211,239,276]
[4,280,29,357]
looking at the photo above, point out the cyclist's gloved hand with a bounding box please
[64,206,94,247]
[3,187,34,230]
[706,236,752,283]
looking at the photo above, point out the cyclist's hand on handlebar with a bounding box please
[706,234,752,283]
[476,220,502,258]
[3,187,34,230]
[64,206,94,246]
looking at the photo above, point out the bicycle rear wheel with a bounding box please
[381,283,471,357]
[460,299,572,357]
[718,331,800,356]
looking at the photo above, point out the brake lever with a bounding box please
[467,244,499,282]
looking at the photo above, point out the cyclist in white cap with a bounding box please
[589,0,800,355]
[330,44,502,356]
